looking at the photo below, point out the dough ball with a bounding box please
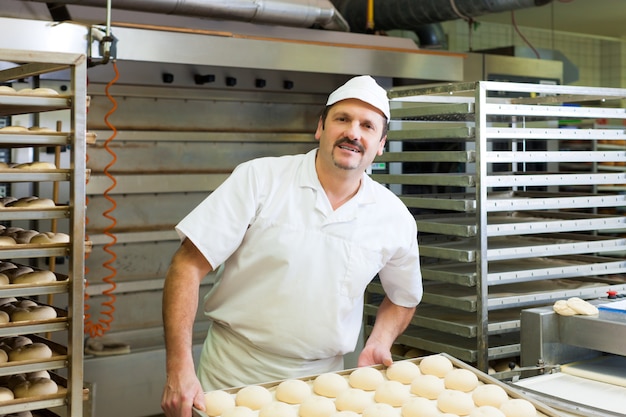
[385,360,421,384]
[566,297,599,316]
[0,86,17,94]
[420,355,453,377]
[276,379,311,404]
[553,300,577,316]
[13,229,40,244]
[10,305,57,322]
[313,372,349,398]
[444,369,479,392]
[27,370,50,379]
[437,389,475,416]
[0,126,27,132]
[0,385,14,400]
[469,406,506,417]
[499,399,537,417]
[259,401,297,417]
[204,389,236,417]
[7,373,27,389]
[472,384,509,408]
[298,396,336,417]
[28,126,56,132]
[0,335,33,350]
[32,87,59,96]
[374,380,410,406]
[221,406,255,417]
[410,374,445,399]
[362,403,396,417]
[348,367,384,391]
[13,161,56,170]
[335,388,373,413]
[0,346,7,362]
[401,397,440,417]
[0,274,8,286]
[331,412,360,417]
[29,232,69,244]
[13,377,58,398]
[235,385,272,410]
[9,198,55,209]
[12,270,56,285]
[8,342,53,361]
[0,262,16,272]
[3,266,34,280]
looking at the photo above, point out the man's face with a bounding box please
[315,98,387,172]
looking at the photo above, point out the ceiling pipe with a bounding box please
[20,0,350,31]
[331,0,553,33]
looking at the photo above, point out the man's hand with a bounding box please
[357,338,393,367]
[161,368,205,417]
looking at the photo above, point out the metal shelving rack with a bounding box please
[365,81,626,372]
[0,48,86,416]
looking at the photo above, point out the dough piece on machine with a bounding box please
[444,368,479,392]
[385,360,421,384]
[410,374,445,399]
[298,396,336,417]
[335,388,373,413]
[419,355,453,377]
[313,372,349,398]
[275,379,311,404]
[204,390,236,417]
[348,367,384,391]
[472,384,509,408]
[374,380,410,406]
[235,385,272,410]
[566,297,599,316]
[553,300,577,316]
[437,389,476,416]
[499,398,537,417]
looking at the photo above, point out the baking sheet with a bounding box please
[192,353,564,417]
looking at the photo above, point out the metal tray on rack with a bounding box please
[0,334,67,375]
[0,94,70,117]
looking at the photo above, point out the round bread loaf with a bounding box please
[8,342,53,361]
[275,379,311,404]
[348,367,384,391]
[3,266,34,280]
[235,385,272,410]
[385,360,421,383]
[0,348,8,363]
[204,389,236,417]
[12,270,56,285]
[30,232,70,244]
[313,372,349,398]
[0,236,17,246]
[13,229,40,244]
[0,335,32,351]
[10,305,57,322]
[13,377,58,398]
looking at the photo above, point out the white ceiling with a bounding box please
[476,0,626,40]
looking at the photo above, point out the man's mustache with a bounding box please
[334,138,364,153]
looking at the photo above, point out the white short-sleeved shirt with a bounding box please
[176,148,422,360]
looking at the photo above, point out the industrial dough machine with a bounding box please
[515,298,626,416]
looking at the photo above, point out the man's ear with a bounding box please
[314,117,324,141]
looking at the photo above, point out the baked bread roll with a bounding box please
[8,198,56,209]
[3,266,34,280]
[0,335,33,352]
[28,126,56,133]
[0,385,14,401]
[0,126,28,132]
[0,262,16,272]
[13,377,58,398]
[10,305,57,322]
[0,86,17,94]
[0,348,8,363]
[29,232,70,244]
[0,236,17,246]
[13,161,57,170]
[12,270,56,285]
[8,342,53,361]
[0,162,9,170]
[0,273,9,286]
[13,230,40,244]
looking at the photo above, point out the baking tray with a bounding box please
[191,353,566,417]
[0,333,68,376]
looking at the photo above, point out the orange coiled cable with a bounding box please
[84,60,120,338]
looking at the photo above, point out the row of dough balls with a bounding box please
[0,298,57,326]
[0,226,70,246]
[0,262,58,285]
[0,334,55,365]
[0,370,58,400]
[0,86,59,96]
[0,196,56,209]
[0,160,57,169]
[204,355,538,417]
[553,297,599,316]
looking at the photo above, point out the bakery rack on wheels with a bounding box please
[0,49,87,416]
[364,81,626,373]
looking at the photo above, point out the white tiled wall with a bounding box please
[442,20,624,88]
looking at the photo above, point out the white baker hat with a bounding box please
[326,75,390,120]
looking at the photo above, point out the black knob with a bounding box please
[194,74,215,85]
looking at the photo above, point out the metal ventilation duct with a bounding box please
[21,0,350,31]
[331,0,553,33]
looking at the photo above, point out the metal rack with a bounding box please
[364,81,626,372]
[0,48,86,416]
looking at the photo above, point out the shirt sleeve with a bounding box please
[175,160,261,269]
